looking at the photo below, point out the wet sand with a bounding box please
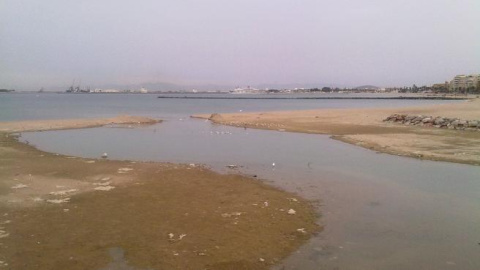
[0,118,319,270]
[194,99,480,165]
[0,115,160,133]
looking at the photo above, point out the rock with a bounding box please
[434,118,445,125]
[287,209,296,215]
[405,115,416,121]
[413,116,424,123]
[468,121,478,128]
[386,113,479,131]
[422,117,432,123]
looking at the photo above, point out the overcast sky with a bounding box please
[1,0,479,90]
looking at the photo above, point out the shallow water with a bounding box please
[21,118,480,270]
[0,92,459,122]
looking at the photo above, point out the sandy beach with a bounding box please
[0,117,319,270]
[194,99,480,165]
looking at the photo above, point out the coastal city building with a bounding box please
[431,81,450,91]
[449,74,480,92]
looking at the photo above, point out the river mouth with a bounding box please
[20,117,480,269]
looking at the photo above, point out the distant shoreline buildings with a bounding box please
[430,74,480,93]
[448,74,480,92]
[56,73,480,95]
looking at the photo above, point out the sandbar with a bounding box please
[194,99,480,165]
[0,115,160,133]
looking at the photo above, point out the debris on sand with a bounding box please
[226,165,238,169]
[11,183,28,189]
[168,233,187,242]
[101,177,111,181]
[94,186,115,191]
[85,160,95,164]
[0,228,10,238]
[49,189,78,196]
[287,209,296,215]
[46,198,70,204]
[297,228,307,234]
[221,212,243,218]
[117,168,133,173]
[93,181,112,186]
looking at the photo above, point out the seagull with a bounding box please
[101,153,108,158]
[272,162,275,167]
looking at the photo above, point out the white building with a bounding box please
[449,74,480,91]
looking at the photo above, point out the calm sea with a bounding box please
[0,92,460,122]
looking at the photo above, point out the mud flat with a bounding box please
[0,117,319,270]
[194,99,480,165]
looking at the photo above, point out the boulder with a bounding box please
[434,118,445,125]
[468,121,478,128]
[422,118,432,123]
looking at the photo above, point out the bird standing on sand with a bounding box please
[102,153,108,158]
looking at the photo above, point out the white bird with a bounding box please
[101,153,108,158]
[272,162,275,167]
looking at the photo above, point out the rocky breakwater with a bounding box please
[384,114,480,131]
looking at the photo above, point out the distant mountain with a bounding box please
[354,85,380,90]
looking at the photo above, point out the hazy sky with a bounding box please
[1,0,479,90]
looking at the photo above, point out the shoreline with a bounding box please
[193,99,480,166]
[0,116,320,269]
